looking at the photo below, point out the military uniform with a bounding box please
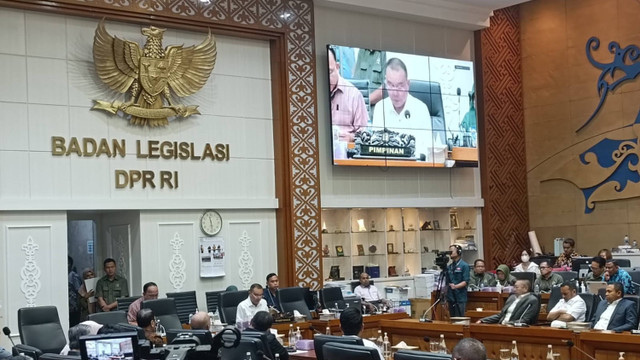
[584,272,604,282]
[468,271,497,288]
[95,274,129,311]
[534,272,563,292]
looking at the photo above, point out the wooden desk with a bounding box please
[470,323,572,360]
[379,319,465,353]
[451,147,478,162]
[311,312,409,339]
[272,321,312,339]
[289,350,316,360]
[578,331,640,360]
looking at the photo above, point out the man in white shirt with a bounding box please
[591,282,638,331]
[546,282,586,327]
[235,283,269,330]
[340,307,383,360]
[354,272,390,312]
[371,58,444,162]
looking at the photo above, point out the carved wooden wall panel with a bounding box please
[2,0,321,288]
[476,6,530,268]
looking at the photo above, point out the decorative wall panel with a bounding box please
[157,223,194,291]
[228,221,262,287]
[477,6,529,267]
[3,0,320,287]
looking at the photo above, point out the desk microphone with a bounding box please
[404,110,410,119]
[2,327,18,356]
[420,298,441,322]
[567,340,596,360]
[512,304,531,327]
[307,325,323,335]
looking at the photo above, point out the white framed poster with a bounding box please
[199,236,225,277]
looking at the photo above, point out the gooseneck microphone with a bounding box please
[512,303,531,327]
[420,298,441,322]
[3,327,18,356]
[567,340,597,360]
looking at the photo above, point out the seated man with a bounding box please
[190,311,210,330]
[61,321,103,355]
[534,261,563,292]
[0,347,10,360]
[546,282,587,327]
[584,256,606,282]
[477,280,540,325]
[495,264,516,287]
[127,282,159,325]
[591,282,638,331]
[136,308,163,348]
[339,307,383,360]
[245,311,288,360]
[605,259,635,295]
[263,273,281,312]
[554,238,580,268]
[451,338,487,360]
[354,272,390,311]
[468,259,497,289]
[236,283,269,329]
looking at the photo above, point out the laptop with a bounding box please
[80,332,139,360]
[586,281,607,295]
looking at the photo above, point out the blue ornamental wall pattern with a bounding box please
[544,37,640,213]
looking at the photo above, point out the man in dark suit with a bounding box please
[476,279,540,325]
[591,282,638,331]
[245,311,288,360]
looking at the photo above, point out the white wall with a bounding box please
[315,5,483,208]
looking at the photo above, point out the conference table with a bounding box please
[310,312,409,339]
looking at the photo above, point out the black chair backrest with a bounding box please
[408,80,446,146]
[278,287,312,319]
[623,295,640,328]
[548,286,562,311]
[88,310,128,325]
[206,290,225,314]
[219,337,264,360]
[554,271,578,283]
[347,78,371,115]
[142,298,182,330]
[242,331,274,360]
[314,334,363,360]
[597,288,606,301]
[18,306,67,355]
[166,329,212,345]
[512,272,536,284]
[38,354,81,360]
[395,349,452,360]
[322,342,379,360]
[219,290,249,325]
[578,293,598,322]
[614,258,631,268]
[320,287,345,309]
[350,280,375,292]
[628,271,640,295]
[166,290,198,324]
[116,296,141,312]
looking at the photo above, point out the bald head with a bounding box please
[190,311,210,330]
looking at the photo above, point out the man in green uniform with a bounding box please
[534,260,563,292]
[95,258,129,312]
[468,259,497,289]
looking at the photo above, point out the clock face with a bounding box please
[201,210,222,236]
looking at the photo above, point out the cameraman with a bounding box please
[447,245,469,317]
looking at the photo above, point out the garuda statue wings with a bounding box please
[92,21,217,127]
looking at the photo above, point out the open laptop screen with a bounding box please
[80,332,139,360]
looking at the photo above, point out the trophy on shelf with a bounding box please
[389,224,395,231]
[322,221,328,233]
[322,245,330,257]
[371,220,376,232]
[369,244,378,253]
[357,219,367,232]
[421,221,432,230]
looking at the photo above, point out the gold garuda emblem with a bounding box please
[92,21,216,127]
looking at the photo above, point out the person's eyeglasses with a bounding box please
[385,80,408,91]
[539,266,549,269]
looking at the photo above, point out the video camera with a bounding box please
[434,250,452,270]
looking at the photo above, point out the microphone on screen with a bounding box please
[567,340,596,360]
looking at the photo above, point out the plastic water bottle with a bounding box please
[496,282,503,293]
[288,324,296,350]
[580,281,586,294]
[546,345,553,360]
[155,318,165,337]
[244,351,252,360]
[510,340,519,360]
[619,352,626,360]
[325,326,331,335]
[534,283,540,294]
[439,334,447,354]
[295,326,302,343]
[376,330,383,351]
[624,235,630,245]
[383,332,391,359]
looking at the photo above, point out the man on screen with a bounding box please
[372,58,442,161]
[328,47,369,142]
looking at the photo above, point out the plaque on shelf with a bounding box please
[421,221,432,230]
[335,245,344,256]
[370,220,376,232]
[369,244,377,253]
[365,265,380,278]
[387,243,395,254]
[388,265,398,277]
[357,219,366,232]
[352,265,364,279]
[322,245,330,257]
[433,220,440,230]
[450,211,459,229]
[357,244,365,256]
[329,265,344,281]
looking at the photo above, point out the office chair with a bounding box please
[242,331,274,360]
[278,287,312,319]
[320,287,346,310]
[347,78,371,116]
[16,306,67,359]
[614,259,631,268]
[219,337,265,360]
[578,293,598,322]
[142,298,182,330]
[322,342,380,360]
[38,355,81,360]
[314,334,363,360]
[408,80,446,146]
[554,271,578,283]
[166,329,212,345]
[88,310,128,325]
[219,290,249,325]
[547,286,562,311]
[116,296,141,312]
[206,290,225,315]
[623,295,640,328]
[166,290,199,324]
[628,271,640,295]
[512,272,536,284]
[350,280,374,292]
[395,349,452,359]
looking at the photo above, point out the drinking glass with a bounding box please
[553,353,561,360]
[429,341,439,352]
[499,349,510,360]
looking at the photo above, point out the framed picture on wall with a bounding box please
[335,245,344,256]
[387,243,395,254]
[450,212,459,229]
[357,244,365,256]
[433,220,440,230]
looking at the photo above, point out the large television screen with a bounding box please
[327,44,477,168]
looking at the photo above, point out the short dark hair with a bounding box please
[611,282,624,294]
[385,58,408,78]
[591,256,606,268]
[69,324,92,350]
[606,259,618,267]
[539,260,551,268]
[328,46,336,62]
[561,281,577,292]
[137,308,155,328]
[563,238,575,247]
[266,273,278,283]
[339,307,362,336]
[474,259,485,267]
[452,338,487,360]
[250,311,273,331]
[249,283,263,292]
[143,282,157,293]
[103,258,116,267]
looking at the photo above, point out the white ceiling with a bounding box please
[313,0,531,30]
